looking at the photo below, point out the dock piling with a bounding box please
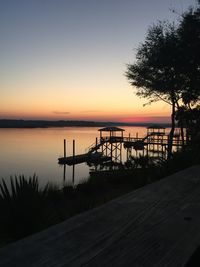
[64,139,66,157]
[73,140,75,158]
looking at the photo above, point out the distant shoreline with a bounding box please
[0,119,171,128]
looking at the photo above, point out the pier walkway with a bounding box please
[1,166,200,266]
[58,126,184,165]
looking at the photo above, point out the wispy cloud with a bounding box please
[53,111,70,115]
[80,110,100,113]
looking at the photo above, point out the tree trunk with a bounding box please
[176,104,185,149]
[180,119,185,149]
[168,101,175,159]
[178,110,185,148]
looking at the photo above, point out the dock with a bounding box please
[58,152,111,165]
[1,165,200,266]
[58,153,90,165]
[58,126,185,165]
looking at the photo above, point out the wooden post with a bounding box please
[136,132,138,140]
[96,137,98,152]
[72,141,75,184]
[146,143,149,157]
[120,142,122,162]
[73,140,75,158]
[100,131,102,141]
[64,139,66,158]
[111,142,113,161]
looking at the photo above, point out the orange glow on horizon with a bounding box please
[121,116,171,124]
[1,100,172,123]
[0,112,171,124]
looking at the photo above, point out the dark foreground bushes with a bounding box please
[0,168,154,246]
[0,143,199,247]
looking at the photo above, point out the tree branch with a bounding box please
[152,92,172,105]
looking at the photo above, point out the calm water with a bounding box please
[0,126,156,187]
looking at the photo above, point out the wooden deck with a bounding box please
[58,153,89,164]
[1,166,200,266]
[58,153,111,165]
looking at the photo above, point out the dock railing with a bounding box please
[85,134,183,153]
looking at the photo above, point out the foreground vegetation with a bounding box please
[0,169,152,247]
[0,139,200,247]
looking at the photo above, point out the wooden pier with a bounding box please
[58,153,89,165]
[1,165,200,266]
[58,153,111,165]
[58,126,184,165]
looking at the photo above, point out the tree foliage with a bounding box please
[127,22,182,105]
[178,6,200,106]
[126,2,200,156]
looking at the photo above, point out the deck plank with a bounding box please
[0,166,200,266]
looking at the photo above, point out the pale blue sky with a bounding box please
[0,0,197,122]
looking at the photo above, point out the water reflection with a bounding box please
[72,164,75,185]
[62,163,75,186]
[63,164,66,182]
[0,126,168,187]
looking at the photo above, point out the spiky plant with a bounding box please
[0,175,58,241]
[1,174,39,200]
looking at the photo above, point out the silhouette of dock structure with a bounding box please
[58,126,183,165]
[58,152,111,165]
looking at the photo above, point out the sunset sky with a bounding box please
[0,0,197,123]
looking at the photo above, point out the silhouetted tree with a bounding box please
[178,7,200,106]
[126,22,182,158]
[126,2,200,157]
[175,4,200,140]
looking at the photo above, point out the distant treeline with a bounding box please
[0,119,171,128]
